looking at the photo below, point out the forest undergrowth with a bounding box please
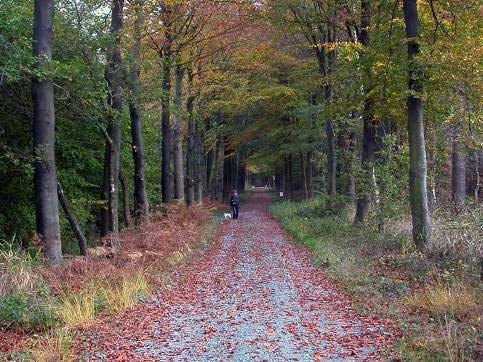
[0,203,219,361]
[271,195,482,361]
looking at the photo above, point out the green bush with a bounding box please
[293,194,349,219]
[0,288,58,331]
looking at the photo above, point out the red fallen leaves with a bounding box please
[0,329,34,353]
[204,325,217,335]
[68,192,398,360]
[42,203,213,294]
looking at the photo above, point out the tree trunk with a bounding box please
[128,0,148,223]
[161,28,173,203]
[194,121,203,203]
[104,0,124,247]
[355,0,375,223]
[403,0,431,249]
[451,137,466,212]
[223,152,233,202]
[173,64,184,201]
[234,153,240,191]
[347,132,356,203]
[100,143,110,237]
[119,168,131,228]
[355,105,376,222]
[288,155,295,200]
[32,0,62,265]
[57,182,88,256]
[326,118,336,195]
[474,152,480,207]
[306,152,314,198]
[283,157,289,198]
[186,96,195,205]
[216,135,225,200]
[239,163,246,193]
[206,146,215,199]
[300,152,309,199]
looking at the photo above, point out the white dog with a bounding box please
[224,213,232,220]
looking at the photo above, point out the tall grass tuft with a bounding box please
[406,281,478,320]
[0,245,39,298]
[100,271,148,312]
[31,329,74,362]
[59,292,96,328]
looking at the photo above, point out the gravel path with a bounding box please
[77,191,393,361]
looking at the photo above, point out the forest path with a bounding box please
[76,191,393,361]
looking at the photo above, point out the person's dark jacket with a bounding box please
[230,194,240,206]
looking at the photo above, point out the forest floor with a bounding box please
[72,191,396,361]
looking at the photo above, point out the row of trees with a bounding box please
[0,0,480,264]
[225,0,480,248]
[2,0,253,265]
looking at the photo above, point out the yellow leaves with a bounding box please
[311,41,362,52]
[374,61,386,69]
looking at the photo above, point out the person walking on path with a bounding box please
[230,189,240,219]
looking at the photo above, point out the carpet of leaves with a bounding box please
[73,192,397,361]
[0,204,212,354]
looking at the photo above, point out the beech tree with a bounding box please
[354,0,376,224]
[451,133,466,212]
[403,0,431,249]
[104,0,124,246]
[127,0,149,222]
[32,0,63,265]
[173,63,185,201]
[1,0,481,263]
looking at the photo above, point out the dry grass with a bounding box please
[406,280,479,320]
[30,330,73,362]
[273,197,482,360]
[59,292,96,328]
[100,271,148,312]
[428,213,482,267]
[0,248,39,299]
[382,209,482,272]
[1,203,217,359]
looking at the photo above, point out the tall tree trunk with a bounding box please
[451,137,466,212]
[355,106,376,222]
[306,152,314,198]
[284,157,289,198]
[172,64,184,201]
[355,0,375,223]
[288,155,295,200]
[403,0,431,249]
[186,95,195,205]
[100,143,110,237]
[223,151,233,202]
[474,151,480,207]
[239,163,246,193]
[206,146,215,199]
[32,0,62,265]
[161,28,173,203]
[216,135,225,200]
[57,182,88,256]
[347,132,356,203]
[325,21,337,195]
[234,153,240,191]
[427,150,437,207]
[104,0,124,247]
[209,137,222,201]
[314,28,336,196]
[194,121,203,203]
[119,168,131,228]
[326,117,336,195]
[128,0,148,223]
[300,152,309,199]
